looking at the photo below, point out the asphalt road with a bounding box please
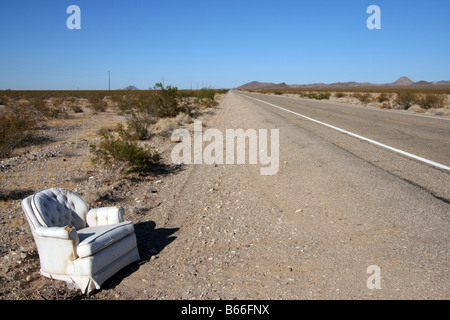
[234,91,450,202]
[222,91,449,298]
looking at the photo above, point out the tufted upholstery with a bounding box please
[31,188,88,230]
[21,188,140,294]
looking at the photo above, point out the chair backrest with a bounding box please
[29,188,89,230]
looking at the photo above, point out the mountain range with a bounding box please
[235,77,450,90]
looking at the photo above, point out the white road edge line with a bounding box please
[238,93,450,172]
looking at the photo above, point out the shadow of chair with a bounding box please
[100,220,179,290]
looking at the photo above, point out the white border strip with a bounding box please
[239,93,450,171]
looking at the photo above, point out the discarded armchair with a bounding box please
[21,188,140,294]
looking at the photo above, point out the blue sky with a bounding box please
[0,0,449,90]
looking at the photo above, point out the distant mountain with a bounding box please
[236,81,283,90]
[410,80,431,87]
[122,85,139,90]
[433,80,450,86]
[391,76,414,86]
[235,77,450,90]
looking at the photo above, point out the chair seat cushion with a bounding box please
[76,222,135,258]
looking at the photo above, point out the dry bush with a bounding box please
[381,101,391,109]
[153,112,192,135]
[200,97,219,108]
[395,92,417,109]
[118,110,154,141]
[377,93,390,103]
[154,118,178,134]
[116,95,158,140]
[90,130,160,175]
[352,93,372,104]
[175,112,192,124]
[196,87,216,100]
[88,97,108,112]
[25,98,66,119]
[0,104,36,158]
[334,92,347,98]
[63,97,83,113]
[152,83,189,117]
[115,84,196,140]
[417,94,446,109]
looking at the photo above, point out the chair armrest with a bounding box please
[33,226,79,274]
[86,206,124,227]
[35,226,79,241]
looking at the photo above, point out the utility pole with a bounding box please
[108,71,110,91]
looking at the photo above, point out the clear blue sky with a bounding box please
[1,0,449,90]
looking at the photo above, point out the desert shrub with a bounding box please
[154,113,192,135]
[116,95,136,114]
[0,105,36,158]
[151,83,184,117]
[70,104,83,113]
[116,94,160,140]
[305,92,330,100]
[377,93,390,103]
[117,110,154,141]
[395,92,417,109]
[175,112,192,124]
[89,97,108,112]
[381,102,391,109]
[197,87,216,100]
[29,98,67,119]
[200,97,219,108]
[316,92,330,100]
[115,85,189,140]
[334,92,347,98]
[63,97,83,113]
[353,93,372,104]
[417,94,446,109]
[407,104,425,113]
[90,130,160,174]
[154,117,178,134]
[307,92,317,99]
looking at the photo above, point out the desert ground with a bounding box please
[0,91,448,300]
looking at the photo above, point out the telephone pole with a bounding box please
[108,71,110,91]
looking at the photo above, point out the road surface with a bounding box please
[235,90,450,202]
[103,91,449,299]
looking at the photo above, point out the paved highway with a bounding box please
[235,90,450,202]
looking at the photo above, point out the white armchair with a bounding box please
[21,188,140,294]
